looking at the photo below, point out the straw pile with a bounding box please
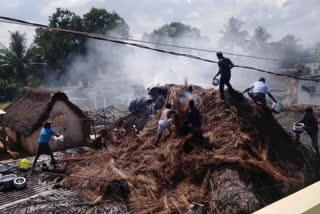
[60,85,318,214]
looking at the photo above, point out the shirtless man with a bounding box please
[154,104,176,146]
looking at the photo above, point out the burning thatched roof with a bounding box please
[4,87,87,136]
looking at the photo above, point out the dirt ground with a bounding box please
[57,85,319,214]
[0,141,28,162]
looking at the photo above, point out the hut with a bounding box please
[4,87,90,155]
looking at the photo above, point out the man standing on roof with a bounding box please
[295,107,319,155]
[213,52,235,100]
[186,100,202,134]
[32,121,60,169]
[154,104,176,146]
[242,78,277,105]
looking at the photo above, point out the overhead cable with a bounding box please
[0,16,318,82]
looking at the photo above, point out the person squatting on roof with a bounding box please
[295,107,319,155]
[154,104,176,146]
[213,52,235,100]
[32,121,60,169]
[242,78,277,105]
[186,100,202,134]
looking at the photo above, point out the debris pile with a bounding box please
[60,85,318,213]
[85,105,128,126]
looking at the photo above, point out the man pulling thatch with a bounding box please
[154,104,176,146]
[242,78,277,105]
[32,121,60,169]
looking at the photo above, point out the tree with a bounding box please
[143,22,207,46]
[274,34,313,68]
[34,8,86,81]
[0,31,42,87]
[250,26,271,50]
[219,17,249,51]
[83,7,129,37]
[34,8,130,86]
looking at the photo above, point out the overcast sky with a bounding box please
[0,0,319,48]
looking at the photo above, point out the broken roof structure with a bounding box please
[59,85,319,213]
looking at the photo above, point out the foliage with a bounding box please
[0,80,19,102]
[34,8,86,79]
[249,26,272,51]
[219,17,249,51]
[34,7,129,86]
[83,7,129,37]
[144,22,208,47]
[0,31,43,87]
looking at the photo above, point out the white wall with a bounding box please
[21,101,87,155]
[298,80,320,105]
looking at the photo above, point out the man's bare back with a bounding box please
[160,108,176,120]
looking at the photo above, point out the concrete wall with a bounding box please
[298,80,320,105]
[21,101,87,155]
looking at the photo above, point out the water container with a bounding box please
[271,103,282,113]
[18,159,30,169]
[212,78,219,86]
[293,123,304,133]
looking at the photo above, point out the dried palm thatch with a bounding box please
[60,85,318,214]
[4,87,88,136]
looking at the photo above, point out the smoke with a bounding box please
[50,22,316,109]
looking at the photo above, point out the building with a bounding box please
[4,87,90,155]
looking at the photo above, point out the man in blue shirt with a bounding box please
[295,107,319,155]
[32,121,60,169]
[213,52,235,100]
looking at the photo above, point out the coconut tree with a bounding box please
[0,31,44,87]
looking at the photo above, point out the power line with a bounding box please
[0,16,309,64]
[0,17,319,82]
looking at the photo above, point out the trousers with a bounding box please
[219,73,234,100]
[296,132,319,154]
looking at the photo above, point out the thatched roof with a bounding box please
[4,87,87,136]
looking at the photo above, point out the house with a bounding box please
[4,87,90,155]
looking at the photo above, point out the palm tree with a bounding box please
[219,17,249,51]
[0,31,44,87]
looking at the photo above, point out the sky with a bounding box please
[0,0,319,48]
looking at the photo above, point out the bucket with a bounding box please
[212,78,219,86]
[293,123,304,133]
[18,159,30,169]
[14,177,27,190]
[0,174,17,189]
[271,103,282,113]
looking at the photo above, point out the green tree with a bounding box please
[219,17,249,51]
[143,22,207,46]
[34,8,130,86]
[83,7,129,37]
[34,8,86,81]
[0,31,42,87]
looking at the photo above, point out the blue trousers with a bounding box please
[296,132,319,154]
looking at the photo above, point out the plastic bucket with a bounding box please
[271,103,282,113]
[14,177,27,190]
[293,123,304,133]
[212,78,219,86]
[18,159,30,169]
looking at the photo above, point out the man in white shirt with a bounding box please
[242,78,277,105]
